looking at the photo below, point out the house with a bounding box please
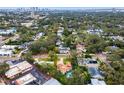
[59,47,70,54]
[43,78,61,85]
[6,60,20,67]
[43,25,49,29]
[88,67,103,79]
[91,79,106,85]
[87,29,103,35]
[57,32,63,37]
[13,66,49,85]
[21,22,33,27]
[5,61,33,79]
[122,59,124,62]
[72,31,77,35]
[57,27,64,37]
[0,28,16,35]
[109,45,119,51]
[0,49,13,57]
[76,43,86,52]
[68,28,75,32]
[109,36,124,41]
[0,29,9,35]
[96,53,107,63]
[56,40,64,46]
[78,58,99,68]
[0,45,18,56]
[14,73,37,85]
[34,32,44,40]
[7,28,16,33]
[57,63,72,74]
[117,24,124,29]
[76,43,86,57]
[14,71,60,85]
[57,58,72,74]
[1,45,18,50]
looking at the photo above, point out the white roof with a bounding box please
[5,61,33,78]
[16,61,32,71]
[91,79,106,85]
[58,30,63,33]
[0,49,13,55]
[15,73,36,85]
[43,78,61,85]
[1,45,17,49]
[59,47,70,50]
[5,67,20,78]
[0,28,16,34]
[21,22,32,27]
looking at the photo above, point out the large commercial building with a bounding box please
[5,61,33,79]
[15,73,37,85]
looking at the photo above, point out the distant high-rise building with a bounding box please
[31,7,35,18]
[112,8,117,13]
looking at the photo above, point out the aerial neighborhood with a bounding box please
[0,7,124,85]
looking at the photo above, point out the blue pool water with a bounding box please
[66,71,72,78]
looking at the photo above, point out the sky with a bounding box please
[0,0,124,7]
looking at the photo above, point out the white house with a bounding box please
[34,32,44,40]
[21,22,33,27]
[5,61,33,79]
[57,27,64,37]
[87,29,103,35]
[59,47,70,54]
[0,28,16,35]
[1,45,18,50]
[0,30,10,35]
[56,40,64,46]
[109,36,124,42]
[14,73,37,85]
[0,49,13,57]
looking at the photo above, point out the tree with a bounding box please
[48,51,58,66]
[70,50,78,69]
[35,63,57,76]
[66,67,90,85]
[85,54,92,58]
[22,52,34,64]
[85,35,106,53]
[63,28,72,36]
[0,63,9,75]
[99,61,124,85]
[114,49,124,58]
[29,41,43,54]
[107,54,121,62]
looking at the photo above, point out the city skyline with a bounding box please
[0,7,124,11]
[0,0,124,7]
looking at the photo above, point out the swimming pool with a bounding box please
[66,71,72,78]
